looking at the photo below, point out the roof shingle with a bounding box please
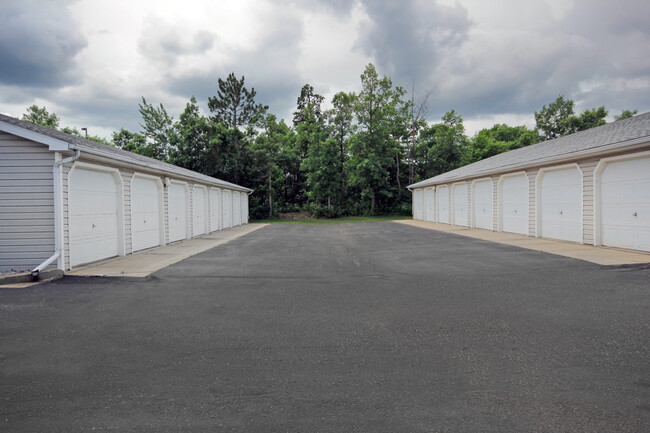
[409,111,650,188]
[0,113,251,192]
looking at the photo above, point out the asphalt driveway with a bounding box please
[1,222,649,432]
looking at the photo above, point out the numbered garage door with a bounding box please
[500,174,529,235]
[69,167,119,267]
[209,188,220,232]
[168,183,188,242]
[192,186,207,237]
[600,156,650,251]
[437,186,450,224]
[222,190,232,229]
[424,188,435,222]
[539,167,582,242]
[233,192,241,226]
[473,179,493,230]
[453,184,468,227]
[131,176,162,252]
[413,189,423,220]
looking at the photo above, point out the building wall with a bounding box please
[579,158,599,245]
[0,132,55,271]
[412,144,650,249]
[60,157,247,270]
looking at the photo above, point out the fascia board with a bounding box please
[73,145,253,193]
[408,136,650,189]
[0,120,70,151]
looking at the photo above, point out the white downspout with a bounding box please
[31,149,81,278]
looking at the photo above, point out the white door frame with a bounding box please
[498,171,529,234]
[67,161,125,265]
[168,180,191,241]
[471,177,493,230]
[593,149,650,247]
[535,163,583,242]
[131,172,165,251]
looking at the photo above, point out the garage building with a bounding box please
[409,112,650,253]
[0,113,251,272]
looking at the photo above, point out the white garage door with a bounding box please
[437,186,450,224]
[453,184,468,227]
[168,183,188,242]
[473,179,493,230]
[222,190,232,229]
[413,189,423,220]
[192,186,207,237]
[424,188,435,222]
[540,167,582,243]
[69,167,119,266]
[601,156,650,251]
[131,176,162,252]
[501,174,529,235]
[241,194,248,224]
[209,188,220,232]
[233,192,241,226]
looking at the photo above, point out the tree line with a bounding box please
[22,64,637,219]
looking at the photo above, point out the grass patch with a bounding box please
[251,215,411,225]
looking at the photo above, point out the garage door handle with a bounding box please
[92,224,96,228]
[633,212,637,217]
[559,211,563,215]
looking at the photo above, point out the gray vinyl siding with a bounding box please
[526,168,538,237]
[580,158,598,245]
[123,170,133,255]
[491,175,499,231]
[0,132,55,271]
[163,184,169,245]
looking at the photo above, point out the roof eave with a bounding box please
[0,119,71,151]
[408,135,650,189]
[71,144,252,192]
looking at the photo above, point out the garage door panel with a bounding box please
[70,168,119,267]
[438,187,449,224]
[168,184,187,242]
[601,156,650,251]
[193,187,206,237]
[501,175,528,235]
[209,189,220,232]
[453,184,468,227]
[234,193,241,226]
[539,168,582,243]
[473,180,493,230]
[413,189,423,220]
[222,191,232,229]
[132,177,162,252]
[424,188,435,222]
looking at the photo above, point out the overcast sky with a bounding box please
[1,0,649,138]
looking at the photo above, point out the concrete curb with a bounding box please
[395,219,650,266]
[0,269,65,286]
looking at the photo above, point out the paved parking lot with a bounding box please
[1,222,649,432]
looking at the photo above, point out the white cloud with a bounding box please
[0,0,647,140]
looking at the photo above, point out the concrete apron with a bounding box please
[68,223,268,278]
[396,220,650,266]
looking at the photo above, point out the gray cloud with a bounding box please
[163,10,305,122]
[0,0,87,87]
[425,0,650,124]
[138,18,217,67]
[355,0,472,87]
